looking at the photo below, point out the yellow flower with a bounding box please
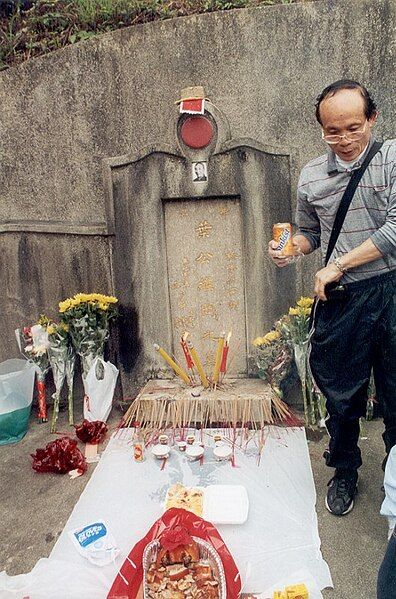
[60,322,69,332]
[289,307,299,316]
[59,298,72,313]
[254,331,282,347]
[47,324,56,335]
[296,296,314,309]
[263,330,280,344]
[59,292,118,313]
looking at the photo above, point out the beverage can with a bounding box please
[272,223,294,256]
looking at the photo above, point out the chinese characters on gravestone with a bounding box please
[164,198,247,375]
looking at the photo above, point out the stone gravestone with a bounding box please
[104,93,296,403]
[165,197,247,376]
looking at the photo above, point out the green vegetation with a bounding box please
[0,0,304,70]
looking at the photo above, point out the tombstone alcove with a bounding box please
[103,94,296,397]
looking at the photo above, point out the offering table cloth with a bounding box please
[0,427,332,598]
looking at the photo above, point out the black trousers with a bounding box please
[309,271,396,471]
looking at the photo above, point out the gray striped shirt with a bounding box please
[296,136,396,282]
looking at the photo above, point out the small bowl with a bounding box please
[213,445,232,461]
[177,441,187,452]
[186,435,195,445]
[151,444,170,459]
[185,445,204,461]
[159,434,169,445]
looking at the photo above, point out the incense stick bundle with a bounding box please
[154,344,190,384]
[122,382,295,432]
[187,340,209,388]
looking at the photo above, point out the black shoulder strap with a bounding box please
[325,140,383,265]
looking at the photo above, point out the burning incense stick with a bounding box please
[180,332,196,383]
[220,331,231,381]
[212,332,225,388]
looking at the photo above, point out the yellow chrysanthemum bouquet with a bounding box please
[59,293,118,379]
[253,297,326,427]
[252,330,293,400]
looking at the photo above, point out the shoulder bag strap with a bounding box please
[325,140,383,266]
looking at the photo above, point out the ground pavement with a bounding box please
[0,405,388,598]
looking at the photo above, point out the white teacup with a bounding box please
[151,444,170,459]
[213,445,232,461]
[185,445,204,461]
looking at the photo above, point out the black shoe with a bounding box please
[325,469,358,516]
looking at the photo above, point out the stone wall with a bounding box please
[0,0,395,389]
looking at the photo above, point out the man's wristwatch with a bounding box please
[333,256,348,273]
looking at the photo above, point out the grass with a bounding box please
[0,0,310,70]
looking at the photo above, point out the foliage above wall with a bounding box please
[0,0,314,70]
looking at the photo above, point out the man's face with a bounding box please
[195,163,205,177]
[319,88,377,162]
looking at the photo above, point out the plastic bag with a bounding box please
[0,359,36,445]
[83,358,118,423]
[69,521,120,567]
[107,507,241,598]
[31,436,87,474]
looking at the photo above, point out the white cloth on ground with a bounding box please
[0,427,332,598]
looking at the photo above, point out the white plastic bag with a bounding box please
[68,521,120,566]
[0,359,36,445]
[83,358,118,423]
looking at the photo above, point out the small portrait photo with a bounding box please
[192,161,208,182]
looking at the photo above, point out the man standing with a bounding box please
[269,80,396,516]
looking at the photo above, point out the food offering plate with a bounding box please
[142,536,227,599]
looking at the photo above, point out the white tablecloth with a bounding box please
[0,427,332,598]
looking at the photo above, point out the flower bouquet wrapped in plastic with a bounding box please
[45,320,76,433]
[279,297,326,427]
[15,321,51,422]
[59,293,118,379]
[252,330,293,400]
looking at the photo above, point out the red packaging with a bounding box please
[107,507,241,599]
[31,436,87,474]
[36,378,47,422]
[75,419,108,444]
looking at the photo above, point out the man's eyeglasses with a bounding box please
[322,122,367,145]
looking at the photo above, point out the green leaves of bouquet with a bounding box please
[59,293,118,346]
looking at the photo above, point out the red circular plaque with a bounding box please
[180,115,214,149]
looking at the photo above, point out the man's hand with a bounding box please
[268,240,302,268]
[314,263,343,301]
